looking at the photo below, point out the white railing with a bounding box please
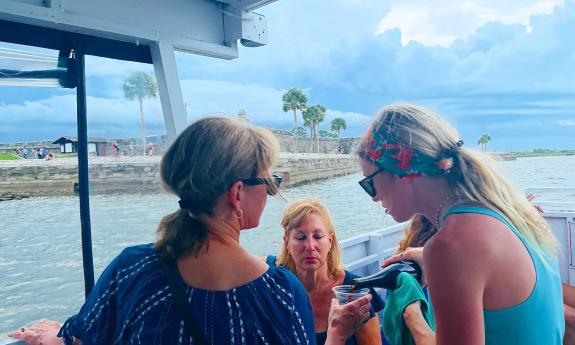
[524,187,575,211]
[341,186,575,286]
[340,223,406,277]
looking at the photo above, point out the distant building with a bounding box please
[52,136,108,156]
[238,109,249,122]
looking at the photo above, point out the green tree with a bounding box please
[303,104,326,152]
[292,126,308,138]
[477,134,492,152]
[330,117,347,138]
[123,71,158,152]
[282,88,308,136]
[302,108,316,138]
[319,130,337,138]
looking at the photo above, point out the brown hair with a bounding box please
[277,199,344,275]
[155,116,279,260]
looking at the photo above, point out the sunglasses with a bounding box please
[241,174,283,196]
[358,168,384,197]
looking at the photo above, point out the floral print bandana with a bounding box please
[360,129,449,178]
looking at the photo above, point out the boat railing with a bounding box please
[340,223,406,277]
[523,187,575,211]
[341,186,575,286]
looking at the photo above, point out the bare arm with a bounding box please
[563,283,575,307]
[355,314,382,345]
[424,225,487,345]
[403,301,435,345]
[565,284,575,345]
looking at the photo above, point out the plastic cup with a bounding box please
[332,285,370,304]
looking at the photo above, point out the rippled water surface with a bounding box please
[1,155,574,338]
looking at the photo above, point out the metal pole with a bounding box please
[75,49,95,297]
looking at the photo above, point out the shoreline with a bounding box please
[0,153,360,200]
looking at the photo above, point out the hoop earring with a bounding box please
[233,208,244,219]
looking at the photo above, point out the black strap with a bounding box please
[161,260,209,345]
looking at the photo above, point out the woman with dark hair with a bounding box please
[9,116,371,345]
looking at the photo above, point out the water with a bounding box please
[1,155,574,338]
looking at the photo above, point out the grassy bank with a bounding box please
[0,153,20,160]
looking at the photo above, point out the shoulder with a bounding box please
[267,265,306,294]
[431,212,508,261]
[59,244,164,344]
[103,243,159,276]
[114,243,157,263]
[265,266,311,306]
[261,266,315,325]
[95,243,163,300]
[424,214,500,294]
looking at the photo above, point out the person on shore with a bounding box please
[357,103,564,344]
[147,142,154,156]
[111,140,120,155]
[267,198,384,345]
[8,116,371,345]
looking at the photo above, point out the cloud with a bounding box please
[375,0,565,46]
[1,0,574,150]
[0,79,375,142]
[182,79,373,136]
[0,94,165,142]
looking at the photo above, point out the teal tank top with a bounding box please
[442,206,564,345]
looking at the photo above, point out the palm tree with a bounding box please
[292,126,307,138]
[282,88,308,136]
[315,105,326,153]
[477,134,492,152]
[302,108,316,139]
[303,104,326,152]
[330,117,347,138]
[123,71,158,153]
[319,130,337,138]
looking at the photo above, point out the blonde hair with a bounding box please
[361,103,557,256]
[277,199,345,275]
[156,116,279,260]
[397,215,438,253]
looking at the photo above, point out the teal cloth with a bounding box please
[382,272,435,345]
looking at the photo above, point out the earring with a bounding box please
[233,208,244,219]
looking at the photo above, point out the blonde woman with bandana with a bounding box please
[356,104,564,345]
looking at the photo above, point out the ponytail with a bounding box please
[449,149,556,256]
[155,210,209,261]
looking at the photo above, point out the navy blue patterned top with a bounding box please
[58,244,316,345]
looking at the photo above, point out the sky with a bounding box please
[1,0,574,151]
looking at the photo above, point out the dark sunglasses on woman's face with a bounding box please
[241,174,283,195]
[358,168,384,197]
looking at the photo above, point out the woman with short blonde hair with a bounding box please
[270,198,384,345]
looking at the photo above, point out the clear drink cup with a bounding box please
[332,285,370,304]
